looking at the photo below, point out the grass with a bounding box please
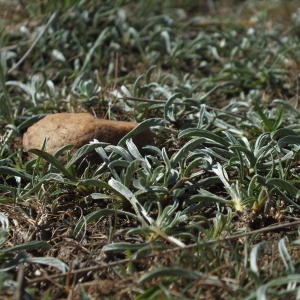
[1,0,300,299]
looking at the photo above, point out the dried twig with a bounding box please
[27,220,300,284]
[8,12,58,74]
[14,265,25,300]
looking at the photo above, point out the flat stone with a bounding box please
[23,113,154,155]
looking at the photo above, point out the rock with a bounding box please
[23,113,154,156]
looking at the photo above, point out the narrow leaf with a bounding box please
[28,149,76,180]
[164,92,182,122]
[179,129,230,147]
[17,114,46,132]
[104,145,133,161]
[0,166,32,180]
[108,178,152,224]
[103,242,149,253]
[0,241,51,254]
[229,145,256,167]
[124,159,143,188]
[0,62,14,124]
[65,142,108,168]
[266,178,298,197]
[270,128,298,140]
[189,194,229,205]
[126,139,143,159]
[118,118,168,147]
[278,238,295,273]
[278,135,300,150]
[0,212,8,230]
[26,257,69,273]
[77,179,113,191]
[74,209,141,238]
[250,241,267,276]
[171,138,205,165]
[0,251,29,271]
[254,100,273,131]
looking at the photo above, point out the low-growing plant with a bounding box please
[1,0,300,299]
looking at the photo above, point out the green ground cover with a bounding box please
[1,0,300,299]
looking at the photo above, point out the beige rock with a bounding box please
[23,113,154,155]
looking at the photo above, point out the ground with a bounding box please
[1,0,300,299]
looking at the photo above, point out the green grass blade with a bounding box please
[126,139,143,159]
[270,128,297,140]
[250,241,267,277]
[266,178,298,197]
[65,142,109,169]
[272,105,285,130]
[0,167,32,180]
[253,100,273,131]
[164,92,182,122]
[273,99,300,117]
[277,135,300,150]
[0,241,51,254]
[28,149,76,181]
[17,114,46,132]
[118,118,168,147]
[104,145,133,161]
[179,129,230,147]
[26,257,69,273]
[74,209,142,238]
[108,178,152,224]
[0,251,29,271]
[171,138,205,165]
[0,62,13,124]
[103,242,150,253]
[189,194,229,206]
[0,212,8,230]
[77,179,114,191]
[278,238,295,273]
[124,159,143,188]
[81,27,112,72]
[229,145,257,168]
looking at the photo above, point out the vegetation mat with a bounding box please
[1,0,300,299]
